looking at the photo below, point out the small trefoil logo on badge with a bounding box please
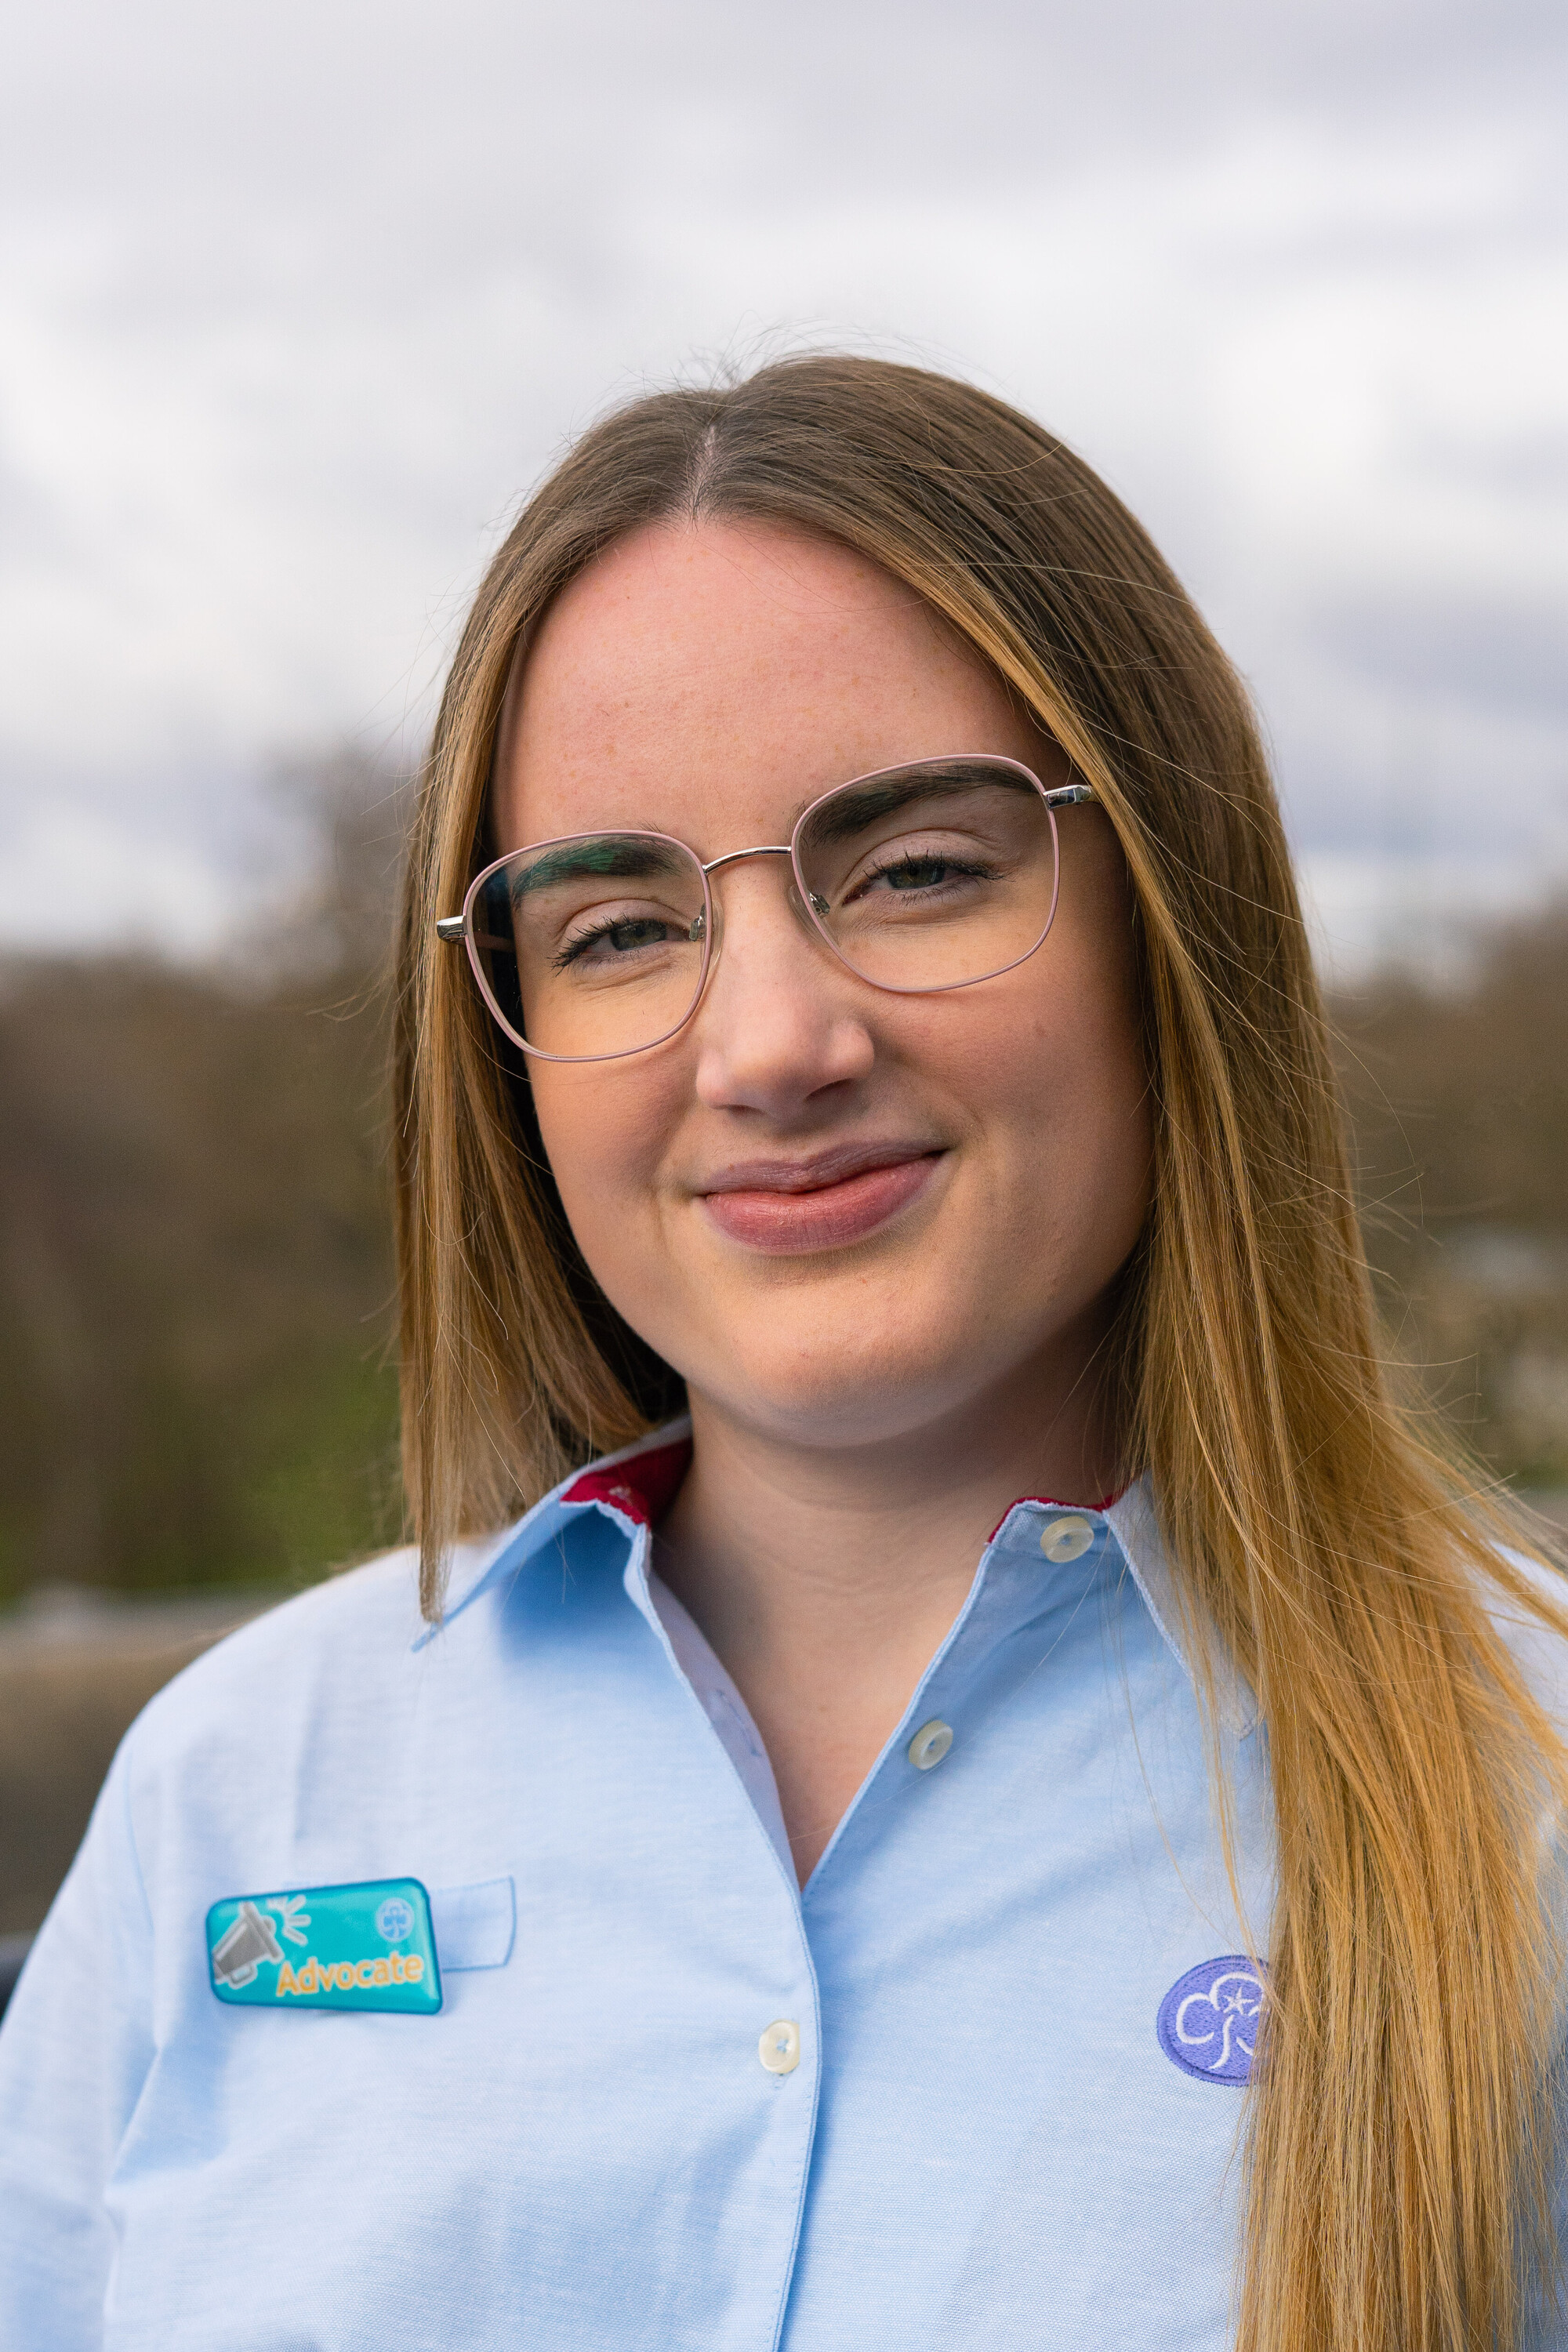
[376,1896,415,1944]
[1156,1955,1265,2084]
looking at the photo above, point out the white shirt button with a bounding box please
[908,1719,954,1771]
[758,2019,800,2074]
[1040,1513,1094,1563]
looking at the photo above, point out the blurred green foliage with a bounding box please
[0,753,408,1602]
[1333,901,1568,1486]
[0,955,401,1599]
[0,745,1563,1601]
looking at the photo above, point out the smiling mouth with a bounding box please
[697,1147,946,1255]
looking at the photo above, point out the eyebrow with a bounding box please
[506,837,691,899]
[800,761,1033,844]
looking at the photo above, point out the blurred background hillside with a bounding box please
[1339,911,1568,1491]
[0,755,409,1607]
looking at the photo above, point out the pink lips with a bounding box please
[698,1147,943,1255]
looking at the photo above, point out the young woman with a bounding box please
[2,355,1565,2352]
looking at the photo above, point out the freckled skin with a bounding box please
[495,518,1153,1878]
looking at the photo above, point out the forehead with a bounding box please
[492,518,1047,856]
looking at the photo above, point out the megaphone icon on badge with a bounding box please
[210,1901,284,1988]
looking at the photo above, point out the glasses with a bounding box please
[435,753,1096,1063]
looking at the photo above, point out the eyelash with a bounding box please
[553,914,678,971]
[852,850,994,895]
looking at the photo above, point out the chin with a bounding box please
[691,1334,982,1451]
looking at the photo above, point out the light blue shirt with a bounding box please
[1,1420,1544,2348]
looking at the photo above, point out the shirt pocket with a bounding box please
[430,1875,516,1971]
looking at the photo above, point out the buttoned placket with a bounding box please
[621,1518,826,2351]
[619,1494,1122,2349]
[793,1501,1118,1892]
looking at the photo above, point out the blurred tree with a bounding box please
[0,748,408,1599]
[252,744,416,984]
[1333,898,1568,1486]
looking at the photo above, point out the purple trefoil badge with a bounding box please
[1156,1955,1265,2084]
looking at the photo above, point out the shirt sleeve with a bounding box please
[0,1733,156,2350]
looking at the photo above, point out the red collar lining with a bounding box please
[564,1443,1123,1547]
[985,1486,1127,1544]
[562,1436,693,1529]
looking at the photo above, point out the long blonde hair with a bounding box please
[394,354,1568,2350]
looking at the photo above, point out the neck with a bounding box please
[656,1331,1120,1882]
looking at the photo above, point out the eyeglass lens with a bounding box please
[466,758,1059,1061]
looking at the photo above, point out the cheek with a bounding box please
[528,1067,671,1248]
[960,961,1152,1247]
[929,959,1143,1136]
[529,1065,716,1384]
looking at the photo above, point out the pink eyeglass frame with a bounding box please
[434,753,1098,1064]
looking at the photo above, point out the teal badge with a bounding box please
[207,1877,441,2013]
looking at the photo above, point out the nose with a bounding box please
[690,851,876,1118]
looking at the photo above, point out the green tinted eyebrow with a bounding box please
[802,764,1034,845]
[506,837,690,899]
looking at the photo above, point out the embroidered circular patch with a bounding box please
[1156,1955,1265,2084]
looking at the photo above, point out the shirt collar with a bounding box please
[417,1419,1258,1734]
[414,1419,699,1645]
[1104,1481,1259,1737]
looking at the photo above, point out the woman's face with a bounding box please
[495,520,1152,1457]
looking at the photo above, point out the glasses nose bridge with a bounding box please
[699,841,795,878]
[689,842,833,1027]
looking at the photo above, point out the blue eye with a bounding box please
[883,857,967,891]
[858,852,993,898]
[556,916,677,969]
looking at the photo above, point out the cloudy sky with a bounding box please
[2,0,1563,973]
